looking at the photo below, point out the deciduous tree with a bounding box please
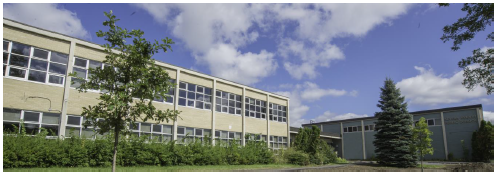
[439,3,494,94]
[72,11,179,172]
[412,117,434,172]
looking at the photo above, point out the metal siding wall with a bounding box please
[342,121,363,160]
[322,123,341,134]
[425,126,446,160]
[444,109,479,160]
[363,119,377,159]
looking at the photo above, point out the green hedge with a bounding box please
[3,129,274,168]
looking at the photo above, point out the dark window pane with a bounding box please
[216,91,221,97]
[4,122,19,133]
[205,103,211,110]
[47,75,64,84]
[33,49,49,59]
[4,53,9,63]
[236,95,241,101]
[179,90,186,98]
[70,78,85,88]
[165,96,174,103]
[236,102,241,108]
[196,129,203,136]
[179,82,186,89]
[222,99,228,106]
[204,88,211,95]
[24,112,40,122]
[229,94,235,100]
[74,58,87,67]
[3,108,21,121]
[50,52,68,64]
[215,131,220,137]
[67,116,81,125]
[196,94,204,101]
[216,105,221,112]
[187,83,196,91]
[73,67,86,79]
[3,41,9,51]
[11,42,31,56]
[41,125,59,136]
[187,92,195,99]
[245,111,249,117]
[177,127,185,135]
[196,101,203,109]
[229,100,235,107]
[197,86,203,93]
[428,119,435,126]
[153,125,161,132]
[229,107,235,114]
[9,54,29,67]
[178,98,186,106]
[236,109,241,115]
[216,97,221,105]
[28,70,46,83]
[3,65,5,76]
[261,113,265,119]
[154,95,164,102]
[187,100,194,107]
[229,132,235,138]
[222,107,228,112]
[256,113,260,118]
[49,63,67,75]
[222,92,229,99]
[30,59,48,71]
[89,60,102,69]
[204,95,211,103]
[25,123,39,135]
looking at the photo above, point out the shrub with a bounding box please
[447,153,454,161]
[284,148,310,166]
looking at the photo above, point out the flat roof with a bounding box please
[302,104,482,126]
[3,18,289,99]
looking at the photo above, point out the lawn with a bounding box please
[3,164,320,172]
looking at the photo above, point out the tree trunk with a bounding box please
[112,128,119,172]
[421,151,423,172]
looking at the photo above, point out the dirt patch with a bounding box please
[451,162,494,172]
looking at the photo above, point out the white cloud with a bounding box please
[4,4,90,39]
[196,44,277,85]
[136,4,412,83]
[349,90,359,97]
[313,111,369,123]
[276,82,355,127]
[397,66,487,106]
[483,111,494,124]
[300,82,347,101]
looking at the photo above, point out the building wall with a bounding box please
[304,106,482,161]
[2,19,289,148]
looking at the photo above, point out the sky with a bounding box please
[3,3,494,126]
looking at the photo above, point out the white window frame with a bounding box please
[216,90,242,116]
[178,82,212,110]
[245,97,266,120]
[3,40,68,87]
[269,103,287,123]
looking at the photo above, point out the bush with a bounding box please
[3,129,274,168]
[284,148,310,166]
[447,153,454,161]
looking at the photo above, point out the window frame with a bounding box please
[178,82,212,110]
[3,40,68,86]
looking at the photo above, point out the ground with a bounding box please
[3,162,494,172]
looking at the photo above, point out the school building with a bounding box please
[2,18,290,149]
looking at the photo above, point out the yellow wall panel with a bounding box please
[4,26,70,54]
[245,117,267,134]
[216,82,242,95]
[3,78,64,112]
[180,72,213,88]
[74,45,107,62]
[270,121,288,137]
[176,107,212,129]
[215,112,242,132]
[246,89,266,101]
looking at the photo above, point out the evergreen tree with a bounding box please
[471,120,494,162]
[373,78,417,167]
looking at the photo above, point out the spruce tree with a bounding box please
[373,78,417,167]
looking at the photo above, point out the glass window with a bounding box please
[48,63,66,75]
[3,41,9,51]
[195,129,203,136]
[152,124,161,132]
[141,123,151,132]
[186,127,194,136]
[42,113,60,124]
[50,52,68,64]
[28,70,46,83]
[11,42,31,56]
[8,68,26,78]
[178,81,212,110]
[74,58,87,68]
[163,125,172,134]
[3,108,21,121]
[9,54,29,67]
[30,59,48,71]
[23,112,40,122]
[33,49,49,59]
[67,116,81,125]
[269,102,287,122]
[427,119,435,126]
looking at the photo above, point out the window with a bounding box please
[414,118,439,127]
[178,82,212,110]
[3,108,60,137]
[70,57,104,88]
[216,90,242,115]
[245,133,266,145]
[270,135,287,149]
[343,127,347,133]
[177,126,211,144]
[215,130,242,146]
[269,103,287,122]
[131,122,173,142]
[245,97,266,120]
[3,40,68,85]
[65,115,107,139]
[153,79,176,104]
[364,124,375,132]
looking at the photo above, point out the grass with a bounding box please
[3,164,331,172]
[417,164,446,169]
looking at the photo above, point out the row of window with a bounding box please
[343,119,441,133]
[3,108,60,137]
[245,97,267,120]
[216,90,242,115]
[269,103,287,122]
[270,135,288,149]
[130,122,174,142]
[178,82,212,110]
[177,126,212,144]
[3,40,68,85]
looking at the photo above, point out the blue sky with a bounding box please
[4,3,494,126]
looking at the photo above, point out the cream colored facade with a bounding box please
[2,19,290,148]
